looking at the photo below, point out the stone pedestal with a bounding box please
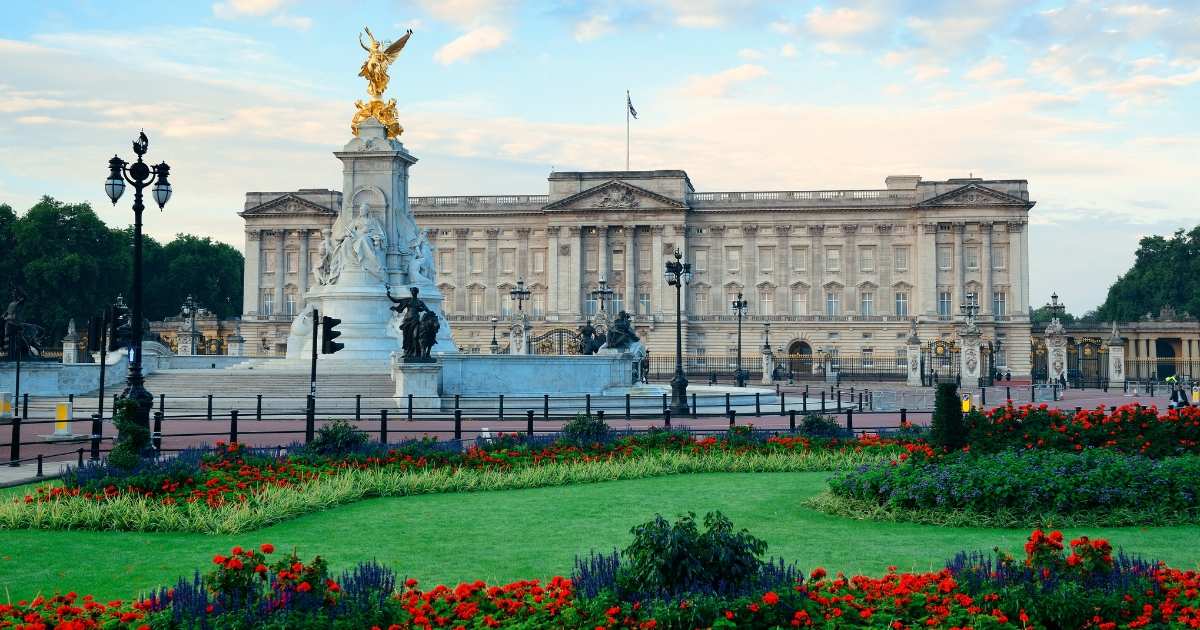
[905,321,922,386]
[1045,319,1068,384]
[760,348,774,385]
[227,334,245,357]
[959,330,982,386]
[1105,322,1125,388]
[178,331,201,356]
[391,353,441,409]
[61,320,80,364]
[509,320,531,354]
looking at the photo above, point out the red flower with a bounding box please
[296,581,312,592]
[762,591,780,606]
[212,555,227,565]
[260,543,275,554]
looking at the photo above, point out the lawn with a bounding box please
[2,471,1199,601]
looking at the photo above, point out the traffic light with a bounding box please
[107,304,129,351]
[87,315,103,352]
[320,316,344,354]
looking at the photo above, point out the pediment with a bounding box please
[543,180,688,212]
[918,183,1032,208]
[241,194,338,216]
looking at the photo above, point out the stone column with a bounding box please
[516,228,531,279]
[569,226,583,317]
[298,229,311,304]
[1106,322,1125,388]
[981,223,993,316]
[1019,221,1030,314]
[905,325,923,386]
[918,223,937,315]
[842,224,857,314]
[712,225,726,315]
[598,226,610,283]
[454,228,470,314]
[243,229,262,315]
[775,225,791,312]
[651,226,665,315]
[624,227,636,314]
[953,222,965,311]
[810,225,825,314]
[1008,222,1022,317]
[546,226,561,318]
[486,228,500,313]
[742,224,758,302]
[273,230,286,317]
[760,346,775,385]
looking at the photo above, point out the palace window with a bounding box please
[442,290,455,313]
[825,291,840,316]
[993,290,1007,316]
[725,247,741,272]
[469,290,484,316]
[938,291,952,317]
[791,247,808,272]
[859,246,875,272]
[758,246,774,273]
[260,290,274,316]
[501,250,515,274]
[995,348,1008,367]
[966,246,979,270]
[612,249,625,271]
[439,251,453,274]
[584,295,598,317]
[612,295,624,314]
[638,292,651,315]
[693,290,708,315]
[893,246,909,271]
[470,250,484,274]
[862,348,874,367]
[533,250,546,274]
[693,249,707,272]
[286,252,298,274]
[937,246,952,270]
[860,291,874,316]
[284,291,297,317]
[263,251,275,273]
[585,247,599,271]
[501,293,513,317]
[532,291,545,317]
[991,247,1006,269]
[895,291,910,317]
[758,288,774,316]
[825,248,841,272]
[791,290,808,316]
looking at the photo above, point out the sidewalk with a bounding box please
[0,457,72,489]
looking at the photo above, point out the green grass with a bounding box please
[2,472,1199,602]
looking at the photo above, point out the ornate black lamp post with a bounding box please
[731,292,748,387]
[105,131,171,431]
[664,249,692,416]
[763,322,771,351]
[510,278,531,314]
[590,278,614,319]
[489,316,499,354]
[959,291,980,323]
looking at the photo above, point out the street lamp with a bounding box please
[763,322,771,351]
[664,248,692,416]
[489,316,499,354]
[959,291,980,322]
[731,292,748,387]
[105,130,171,431]
[510,278,531,314]
[590,278,614,319]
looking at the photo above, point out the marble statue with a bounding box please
[326,202,387,283]
[313,230,333,285]
[410,228,436,284]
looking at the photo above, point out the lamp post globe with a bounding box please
[104,130,170,432]
[664,249,691,416]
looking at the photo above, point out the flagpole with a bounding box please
[625,90,630,171]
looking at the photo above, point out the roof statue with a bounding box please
[352,26,412,139]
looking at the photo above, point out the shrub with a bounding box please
[560,412,610,446]
[965,402,1200,457]
[799,414,844,437]
[931,382,966,450]
[822,448,1200,526]
[108,397,151,471]
[304,419,368,457]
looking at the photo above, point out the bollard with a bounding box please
[625,393,631,421]
[857,392,863,412]
[77,448,84,467]
[407,394,414,421]
[229,410,239,444]
[526,409,535,436]
[837,390,842,408]
[597,410,605,424]
[821,391,826,413]
[89,413,102,461]
[662,394,668,414]
[305,395,315,444]
[380,409,389,444]
[755,393,761,416]
[981,387,987,407]
[499,394,505,421]
[846,408,854,435]
[789,409,796,432]
[22,393,29,419]
[728,408,737,428]
[454,394,461,413]
[256,394,263,421]
[8,415,21,467]
[1052,383,1058,400]
[1075,406,1082,415]
[206,394,213,421]
[900,408,908,426]
[159,393,165,417]
[780,392,786,415]
[802,391,808,411]
[153,411,163,452]
[454,410,462,440]
[664,408,671,428]
[585,394,591,416]
[355,394,362,421]
[691,392,697,415]
[544,394,550,421]
[725,393,731,415]
[36,454,43,478]
[1006,386,1011,401]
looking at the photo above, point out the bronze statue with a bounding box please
[604,310,639,351]
[417,311,440,359]
[387,285,428,359]
[578,321,599,355]
[1,289,23,357]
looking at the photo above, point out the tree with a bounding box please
[1097,226,1200,322]
[931,382,967,450]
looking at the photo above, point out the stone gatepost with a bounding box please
[905,320,923,386]
[1045,319,1068,384]
[61,319,80,364]
[760,346,775,385]
[959,328,982,386]
[226,319,245,356]
[178,331,201,355]
[1105,321,1125,388]
[509,317,531,354]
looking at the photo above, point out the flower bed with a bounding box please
[5,526,1198,629]
[813,448,1200,527]
[1,428,907,533]
[966,402,1200,458]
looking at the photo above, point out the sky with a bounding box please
[2,0,1198,313]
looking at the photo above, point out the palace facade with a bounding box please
[238,169,1035,376]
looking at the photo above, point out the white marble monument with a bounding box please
[905,319,923,386]
[1106,321,1125,388]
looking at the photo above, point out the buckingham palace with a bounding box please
[237,169,1034,377]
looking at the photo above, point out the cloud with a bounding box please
[678,64,768,98]
[966,56,1006,81]
[434,26,509,64]
[270,14,312,31]
[212,0,287,18]
[737,48,764,60]
[414,0,510,28]
[805,6,883,39]
[779,43,797,58]
[574,14,614,42]
[912,64,949,82]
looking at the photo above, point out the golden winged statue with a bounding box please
[352,27,412,139]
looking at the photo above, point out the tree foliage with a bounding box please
[1097,226,1200,322]
[4,196,243,340]
[931,382,967,451]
